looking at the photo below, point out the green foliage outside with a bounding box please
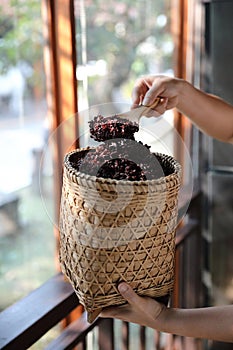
[0,0,45,95]
[0,0,43,69]
[76,0,173,103]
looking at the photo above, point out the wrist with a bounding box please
[152,303,169,330]
[176,78,189,97]
[176,79,195,112]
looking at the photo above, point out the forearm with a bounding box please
[177,80,233,143]
[101,283,233,343]
[155,305,233,342]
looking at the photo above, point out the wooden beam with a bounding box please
[98,318,115,350]
[42,0,78,224]
[0,274,79,350]
[45,312,100,350]
[42,0,83,323]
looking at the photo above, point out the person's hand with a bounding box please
[100,282,166,329]
[131,75,184,115]
[100,282,233,342]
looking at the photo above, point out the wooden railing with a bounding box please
[0,183,203,350]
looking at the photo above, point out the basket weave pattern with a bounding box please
[59,148,181,320]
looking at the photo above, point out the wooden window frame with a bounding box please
[42,0,80,271]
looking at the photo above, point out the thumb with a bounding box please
[118,282,140,305]
[131,93,143,109]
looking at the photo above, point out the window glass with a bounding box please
[0,0,55,310]
[75,0,175,153]
[210,172,233,305]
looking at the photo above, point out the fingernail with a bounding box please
[118,283,128,293]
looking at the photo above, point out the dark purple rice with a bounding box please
[78,139,164,181]
[68,114,167,181]
[89,114,139,142]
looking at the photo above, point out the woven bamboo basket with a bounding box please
[59,147,182,323]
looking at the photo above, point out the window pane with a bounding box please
[210,172,233,305]
[0,0,55,310]
[75,0,175,152]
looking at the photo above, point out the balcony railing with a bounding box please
[0,182,203,350]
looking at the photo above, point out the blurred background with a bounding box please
[0,1,232,349]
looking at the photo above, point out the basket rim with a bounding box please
[63,146,182,186]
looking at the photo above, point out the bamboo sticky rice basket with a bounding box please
[59,147,181,322]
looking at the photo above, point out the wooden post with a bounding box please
[42,0,82,322]
[98,318,114,350]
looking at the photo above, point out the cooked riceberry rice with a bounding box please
[89,114,139,142]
